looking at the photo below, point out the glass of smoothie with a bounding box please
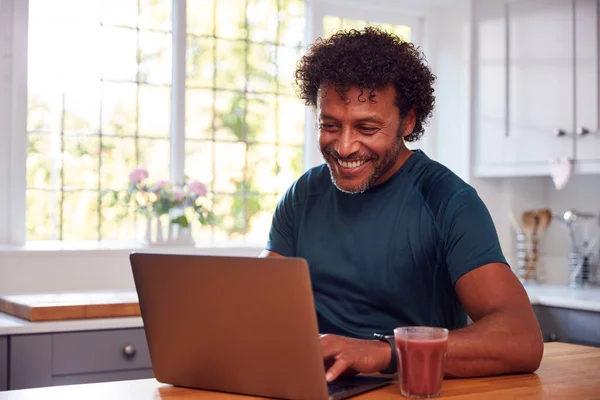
[393,326,449,398]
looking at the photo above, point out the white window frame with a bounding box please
[303,0,426,169]
[0,0,428,249]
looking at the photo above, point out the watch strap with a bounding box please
[373,333,397,375]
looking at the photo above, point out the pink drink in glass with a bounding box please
[394,327,449,398]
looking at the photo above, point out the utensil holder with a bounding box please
[516,233,539,283]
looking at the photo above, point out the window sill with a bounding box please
[0,240,265,258]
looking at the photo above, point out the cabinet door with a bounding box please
[0,337,6,391]
[10,329,153,390]
[575,0,600,171]
[474,1,509,174]
[506,0,575,167]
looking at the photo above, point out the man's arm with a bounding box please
[446,262,544,377]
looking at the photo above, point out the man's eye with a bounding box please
[359,126,378,133]
[319,123,337,130]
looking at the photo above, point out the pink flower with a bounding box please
[153,180,169,191]
[171,187,185,202]
[129,167,148,184]
[188,181,208,197]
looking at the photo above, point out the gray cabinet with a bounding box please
[9,328,154,390]
[0,336,7,391]
[533,305,600,347]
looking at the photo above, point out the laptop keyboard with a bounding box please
[327,376,392,395]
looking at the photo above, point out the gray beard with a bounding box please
[323,136,404,194]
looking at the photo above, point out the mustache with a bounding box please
[322,146,378,162]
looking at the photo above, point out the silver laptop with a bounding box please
[130,252,393,400]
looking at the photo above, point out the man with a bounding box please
[260,27,543,382]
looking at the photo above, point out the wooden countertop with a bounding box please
[1,342,599,399]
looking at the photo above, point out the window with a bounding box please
[322,17,412,41]
[23,0,307,245]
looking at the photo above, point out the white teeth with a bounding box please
[337,159,366,169]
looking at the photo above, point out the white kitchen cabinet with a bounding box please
[575,0,600,173]
[474,0,600,177]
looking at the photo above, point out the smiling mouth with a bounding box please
[336,159,368,169]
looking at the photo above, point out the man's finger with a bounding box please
[325,357,350,382]
[320,335,341,359]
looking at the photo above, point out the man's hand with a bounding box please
[320,334,391,382]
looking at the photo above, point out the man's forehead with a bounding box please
[317,84,394,105]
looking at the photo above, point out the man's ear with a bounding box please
[401,109,417,138]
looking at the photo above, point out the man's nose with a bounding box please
[334,126,360,158]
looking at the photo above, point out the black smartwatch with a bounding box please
[374,333,397,374]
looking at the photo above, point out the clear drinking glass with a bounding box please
[394,326,449,399]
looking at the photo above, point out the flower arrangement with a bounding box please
[127,167,212,244]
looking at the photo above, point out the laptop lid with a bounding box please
[130,252,331,400]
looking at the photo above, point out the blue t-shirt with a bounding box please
[266,150,507,338]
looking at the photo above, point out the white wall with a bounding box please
[0,246,262,295]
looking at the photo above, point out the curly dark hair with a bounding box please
[295,26,436,142]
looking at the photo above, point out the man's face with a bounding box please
[317,85,413,194]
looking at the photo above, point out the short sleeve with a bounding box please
[265,185,296,257]
[441,188,508,285]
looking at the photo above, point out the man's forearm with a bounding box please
[445,310,544,378]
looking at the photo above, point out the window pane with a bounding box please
[277,95,304,144]
[186,36,215,88]
[245,194,276,243]
[101,137,137,190]
[27,20,63,87]
[341,19,368,31]
[62,190,100,240]
[215,0,247,39]
[186,89,213,139]
[63,82,101,133]
[138,138,170,182]
[279,0,305,47]
[139,31,172,85]
[211,194,237,240]
[323,16,342,37]
[29,0,65,22]
[27,88,62,133]
[26,189,61,240]
[63,136,100,190]
[277,46,300,95]
[214,142,246,193]
[63,23,102,81]
[27,134,56,189]
[248,43,277,93]
[139,0,172,31]
[64,0,101,23]
[185,140,214,186]
[215,39,246,90]
[394,25,412,41]
[138,84,170,137]
[102,0,138,28]
[187,0,215,36]
[246,94,276,143]
[247,144,277,193]
[102,27,138,81]
[277,145,303,193]
[100,190,137,241]
[215,91,244,141]
[102,82,138,136]
[247,0,278,43]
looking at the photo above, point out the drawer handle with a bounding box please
[123,344,137,358]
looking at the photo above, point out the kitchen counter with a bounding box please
[523,284,600,312]
[0,312,142,335]
[0,342,598,399]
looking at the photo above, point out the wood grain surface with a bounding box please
[0,291,140,321]
[0,342,598,399]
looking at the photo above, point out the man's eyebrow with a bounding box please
[318,114,386,124]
